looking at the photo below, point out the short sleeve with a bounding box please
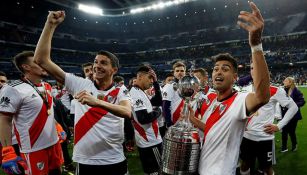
[162,83,174,101]
[65,73,92,95]
[130,88,147,112]
[236,92,249,120]
[0,85,22,114]
[117,85,131,103]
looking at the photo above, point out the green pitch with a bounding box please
[1,88,306,175]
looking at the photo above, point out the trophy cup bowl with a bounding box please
[178,75,200,99]
[161,75,201,175]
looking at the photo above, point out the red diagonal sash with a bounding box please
[28,83,53,148]
[74,87,120,145]
[152,119,159,138]
[132,119,149,141]
[172,100,184,124]
[203,93,238,143]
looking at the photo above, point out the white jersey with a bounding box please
[55,87,71,110]
[199,92,248,175]
[0,82,58,153]
[243,85,295,141]
[130,86,162,148]
[70,99,77,115]
[162,82,183,124]
[65,73,130,165]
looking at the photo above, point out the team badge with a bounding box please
[107,96,114,102]
[219,104,227,114]
[36,162,45,170]
[0,97,10,107]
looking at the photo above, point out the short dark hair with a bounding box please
[213,53,238,73]
[113,75,124,83]
[82,62,93,70]
[13,51,34,73]
[0,71,6,77]
[97,50,119,68]
[136,65,152,74]
[165,72,174,78]
[173,61,186,70]
[193,68,208,77]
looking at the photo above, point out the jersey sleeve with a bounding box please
[117,85,131,103]
[0,85,22,114]
[236,92,249,120]
[162,83,174,101]
[64,73,92,95]
[130,88,147,112]
[273,87,292,107]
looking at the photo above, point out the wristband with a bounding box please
[251,43,263,53]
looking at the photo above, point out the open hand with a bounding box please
[237,2,264,46]
[148,69,157,82]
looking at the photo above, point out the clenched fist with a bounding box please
[47,11,65,26]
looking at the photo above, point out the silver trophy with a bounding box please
[161,75,201,175]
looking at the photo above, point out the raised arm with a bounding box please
[34,11,66,84]
[237,2,270,114]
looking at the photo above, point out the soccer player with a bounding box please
[163,73,174,87]
[240,64,298,175]
[193,68,212,95]
[188,2,270,174]
[0,71,7,88]
[130,66,163,174]
[34,11,132,175]
[0,51,62,175]
[162,61,186,127]
[81,62,93,81]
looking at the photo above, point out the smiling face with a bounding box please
[93,55,118,80]
[212,60,237,92]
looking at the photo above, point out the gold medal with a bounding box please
[47,109,51,115]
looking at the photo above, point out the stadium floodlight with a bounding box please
[130,0,196,14]
[78,4,103,16]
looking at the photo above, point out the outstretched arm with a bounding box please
[238,2,270,115]
[34,11,66,84]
